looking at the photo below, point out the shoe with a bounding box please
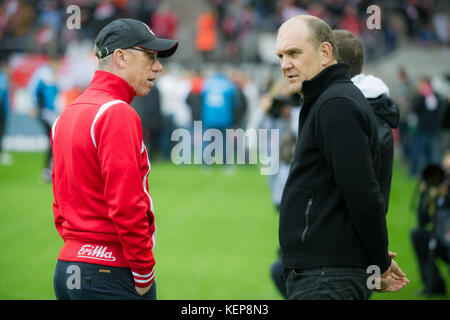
[0,152,13,166]
[415,289,428,297]
[415,288,446,297]
[222,165,236,176]
[42,168,52,182]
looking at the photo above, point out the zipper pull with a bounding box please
[306,198,313,213]
[301,198,313,243]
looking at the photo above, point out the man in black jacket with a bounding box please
[333,29,400,213]
[411,162,450,296]
[276,15,408,299]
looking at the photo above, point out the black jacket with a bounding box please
[412,93,441,134]
[279,63,391,273]
[370,94,399,213]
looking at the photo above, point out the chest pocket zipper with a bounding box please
[301,198,313,243]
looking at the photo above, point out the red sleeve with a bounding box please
[95,103,155,287]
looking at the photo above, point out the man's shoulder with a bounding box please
[64,92,138,125]
[94,100,139,123]
[313,84,375,127]
[317,81,370,112]
[72,89,132,109]
[321,80,364,101]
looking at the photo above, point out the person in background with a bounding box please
[27,59,59,181]
[229,69,249,131]
[157,65,192,160]
[260,84,300,299]
[390,67,414,164]
[186,68,204,125]
[186,68,204,158]
[195,10,217,62]
[201,68,239,165]
[410,77,442,176]
[438,91,450,152]
[333,29,399,213]
[0,56,11,166]
[131,83,162,160]
[411,151,450,297]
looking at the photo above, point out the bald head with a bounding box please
[276,15,338,94]
[279,15,339,61]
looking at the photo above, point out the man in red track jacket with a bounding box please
[51,18,178,300]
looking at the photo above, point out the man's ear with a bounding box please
[319,42,334,66]
[112,49,127,68]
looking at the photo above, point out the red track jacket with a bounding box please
[51,70,156,288]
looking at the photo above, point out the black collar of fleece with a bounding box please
[302,62,351,99]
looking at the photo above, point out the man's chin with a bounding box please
[288,82,303,94]
[136,87,152,97]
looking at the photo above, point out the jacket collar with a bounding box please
[89,70,136,104]
[302,63,350,99]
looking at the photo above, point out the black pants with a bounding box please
[411,228,449,294]
[54,260,156,300]
[270,258,287,299]
[285,267,371,300]
[39,117,53,170]
[0,109,6,154]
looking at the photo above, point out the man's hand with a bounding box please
[389,259,410,286]
[135,284,152,296]
[259,94,273,112]
[375,252,409,293]
[388,251,397,258]
[388,251,409,282]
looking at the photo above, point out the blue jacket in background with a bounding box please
[28,65,59,125]
[0,71,9,117]
[201,73,237,129]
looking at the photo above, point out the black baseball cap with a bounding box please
[94,18,178,59]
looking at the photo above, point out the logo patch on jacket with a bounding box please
[77,244,116,262]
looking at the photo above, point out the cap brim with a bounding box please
[139,38,178,58]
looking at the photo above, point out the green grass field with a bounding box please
[0,152,449,300]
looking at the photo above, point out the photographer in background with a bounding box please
[259,81,300,299]
[28,60,60,181]
[411,151,450,296]
[259,84,300,215]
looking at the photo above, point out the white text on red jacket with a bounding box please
[77,244,116,262]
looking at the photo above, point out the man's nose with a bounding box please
[152,59,163,73]
[280,57,292,72]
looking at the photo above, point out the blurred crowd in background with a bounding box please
[0,0,449,62]
[0,0,448,156]
[0,0,448,181]
[0,0,449,172]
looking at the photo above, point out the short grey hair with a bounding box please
[94,44,113,70]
